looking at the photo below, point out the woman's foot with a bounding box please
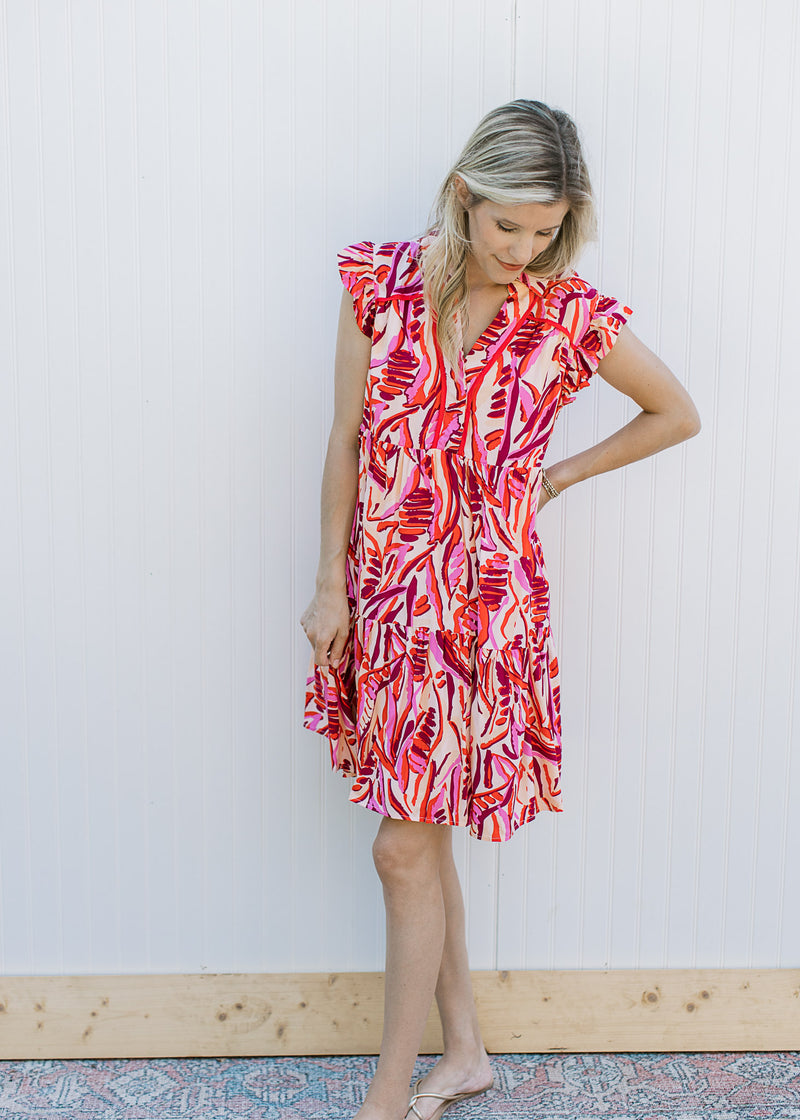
[404,1051,494,1120]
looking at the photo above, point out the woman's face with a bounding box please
[454,176,570,288]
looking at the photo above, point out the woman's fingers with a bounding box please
[314,629,337,666]
[300,592,350,665]
[314,622,349,667]
[327,629,348,669]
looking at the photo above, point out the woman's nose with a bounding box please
[509,238,535,264]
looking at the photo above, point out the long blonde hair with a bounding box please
[420,100,597,369]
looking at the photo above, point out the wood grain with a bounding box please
[1,969,798,1058]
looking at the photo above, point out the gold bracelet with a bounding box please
[541,469,560,499]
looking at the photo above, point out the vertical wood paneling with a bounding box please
[657,0,707,971]
[768,0,800,968]
[0,0,35,976]
[290,0,328,971]
[0,0,797,978]
[228,0,266,975]
[740,0,800,968]
[82,0,122,975]
[162,0,205,974]
[134,0,176,972]
[5,0,68,975]
[0,1,18,973]
[260,0,294,972]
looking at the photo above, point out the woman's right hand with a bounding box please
[300,585,351,668]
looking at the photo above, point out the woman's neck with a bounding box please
[464,252,509,296]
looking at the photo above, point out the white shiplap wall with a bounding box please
[0,0,797,976]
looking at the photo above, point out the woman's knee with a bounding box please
[372,819,445,887]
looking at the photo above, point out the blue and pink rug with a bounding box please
[1,1052,800,1118]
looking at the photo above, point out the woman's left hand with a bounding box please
[537,462,568,512]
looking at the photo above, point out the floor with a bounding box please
[1,1051,800,1119]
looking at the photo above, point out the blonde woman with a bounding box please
[301,100,700,1120]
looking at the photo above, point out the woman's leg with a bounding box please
[407,828,493,1114]
[434,830,494,1071]
[355,816,449,1120]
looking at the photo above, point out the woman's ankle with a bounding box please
[438,1033,488,1066]
[422,1046,492,1085]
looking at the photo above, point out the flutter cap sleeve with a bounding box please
[337,240,377,338]
[560,287,633,406]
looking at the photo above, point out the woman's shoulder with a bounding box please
[338,237,426,300]
[526,269,631,351]
[530,269,627,327]
[338,237,425,263]
[527,269,601,302]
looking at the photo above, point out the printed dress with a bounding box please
[303,235,631,842]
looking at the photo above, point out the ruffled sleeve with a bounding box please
[337,241,377,338]
[559,286,632,406]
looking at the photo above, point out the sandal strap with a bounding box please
[407,1090,456,1120]
[406,1079,494,1118]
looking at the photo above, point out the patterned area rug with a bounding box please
[1,1052,800,1119]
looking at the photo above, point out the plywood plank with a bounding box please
[0,969,798,1059]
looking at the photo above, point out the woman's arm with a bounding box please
[300,289,371,667]
[542,325,701,503]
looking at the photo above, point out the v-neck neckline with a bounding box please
[462,294,511,360]
[461,281,525,362]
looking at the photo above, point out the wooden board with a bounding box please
[0,969,798,1058]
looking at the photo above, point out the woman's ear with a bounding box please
[452,175,469,209]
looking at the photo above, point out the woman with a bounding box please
[300,100,701,1120]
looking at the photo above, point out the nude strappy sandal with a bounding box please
[405,1075,494,1120]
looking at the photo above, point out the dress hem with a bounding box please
[303,720,564,842]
